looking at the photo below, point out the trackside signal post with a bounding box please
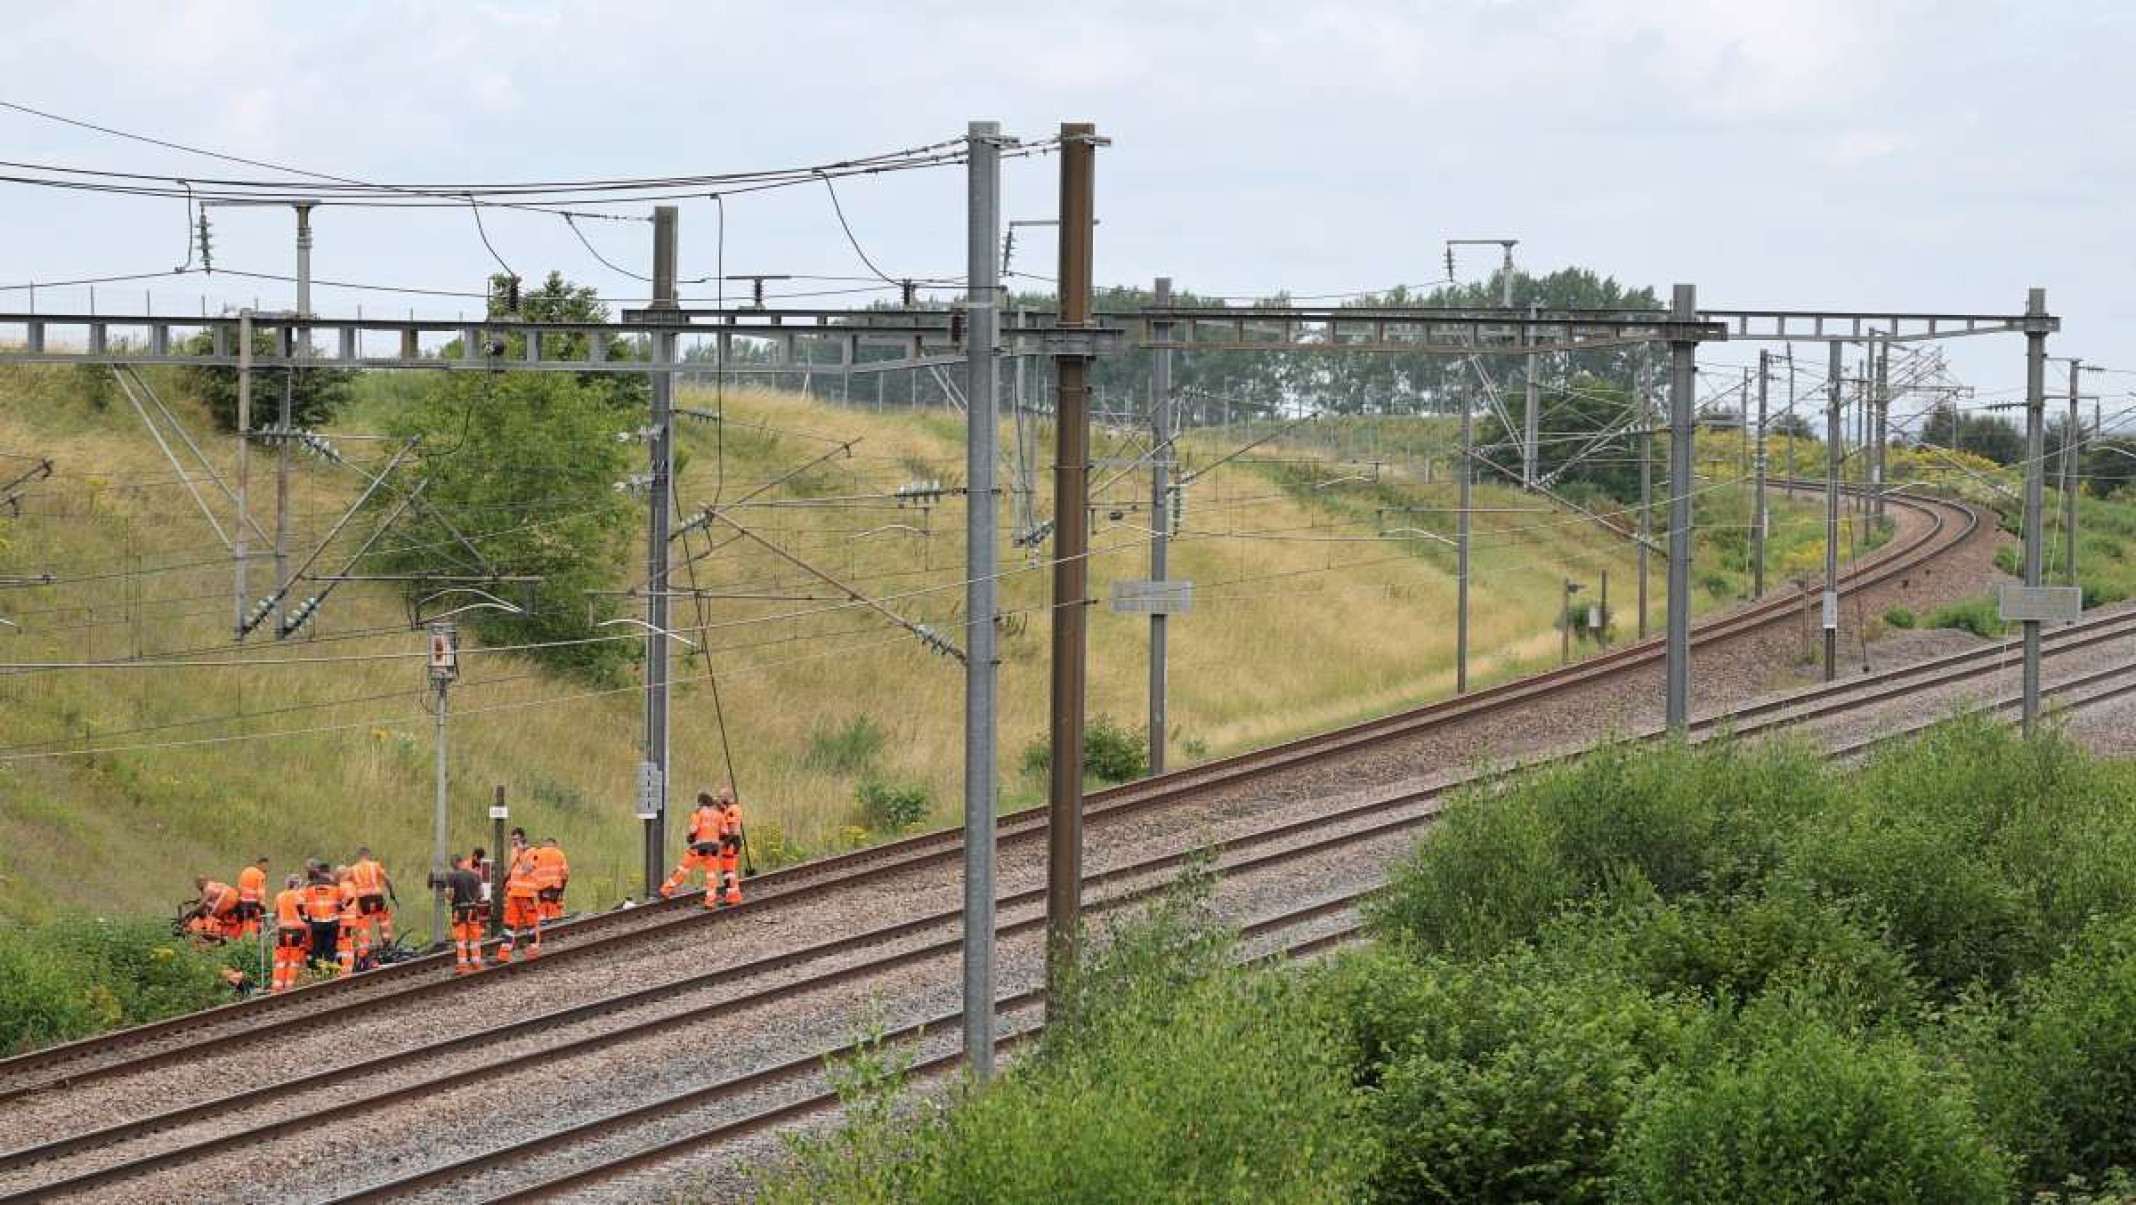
[428,621,458,949]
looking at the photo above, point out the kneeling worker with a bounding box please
[184,876,241,942]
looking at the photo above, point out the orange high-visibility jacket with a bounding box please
[715,803,742,840]
[349,859,387,895]
[199,881,238,917]
[505,848,542,898]
[274,887,305,928]
[686,806,719,846]
[237,866,267,905]
[531,846,568,890]
[302,881,342,922]
[339,880,361,923]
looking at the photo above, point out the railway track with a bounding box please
[325,637,2136,1203]
[0,485,1978,1103]
[12,579,2132,1202]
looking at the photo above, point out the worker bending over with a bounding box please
[532,838,569,923]
[446,854,487,975]
[184,876,241,942]
[347,847,396,947]
[661,791,723,908]
[235,856,269,939]
[302,864,342,973]
[270,874,307,992]
[497,829,544,962]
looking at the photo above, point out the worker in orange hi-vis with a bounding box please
[347,847,397,947]
[333,867,371,977]
[184,876,242,942]
[234,857,270,939]
[445,854,487,975]
[496,830,544,963]
[301,865,342,973]
[270,874,308,992]
[532,838,569,924]
[660,792,723,907]
[713,788,745,908]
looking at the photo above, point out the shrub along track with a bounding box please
[0,485,1977,1100]
[14,574,2136,1201]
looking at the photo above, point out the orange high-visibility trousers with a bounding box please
[497,894,542,962]
[271,930,308,992]
[451,911,485,974]
[716,846,742,906]
[660,847,719,901]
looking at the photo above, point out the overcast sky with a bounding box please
[2,1,2130,406]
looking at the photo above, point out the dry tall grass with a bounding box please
[0,370,1810,932]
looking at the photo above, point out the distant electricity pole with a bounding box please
[1663,283,1696,732]
[1753,349,1768,599]
[1823,340,1843,682]
[2021,288,2049,734]
[427,622,458,949]
[1147,276,1173,775]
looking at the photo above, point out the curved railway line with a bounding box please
[6,486,2081,1202]
[15,592,2136,1202]
[0,484,1977,1096]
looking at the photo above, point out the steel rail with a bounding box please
[14,593,2130,1200]
[368,654,2136,1205]
[0,486,1975,1095]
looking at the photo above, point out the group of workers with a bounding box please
[177,786,746,991]
[662,788,746,909]
[182,849,399,991]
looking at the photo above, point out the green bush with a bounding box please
[0,915,235,1054]
[1882,605,1916,629]
[764,872,1371,1203]
[1369,739,1829,959]
[1566,889,1922,1031]
[854,777,929,832]
[1611,1010,2009,1203]
[1969,918,2136,1187]
[1782,716,2136,994]
[1019,714,1149,785]
[2083,578,2129,609]
[1335,948,1692,1203]
[1995,543,2022,575]
[805,714,887,775]
[1927,595,2009,638]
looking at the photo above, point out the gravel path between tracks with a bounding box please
[5,497,2012,1203]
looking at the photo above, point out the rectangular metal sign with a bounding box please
[1998,584,2082,623]
[634,761,665,820]
[1110,578,1194,615]
[1821,590,1839,631]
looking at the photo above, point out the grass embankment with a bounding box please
[765,717,2136,1203]
[4,371,1731,931]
